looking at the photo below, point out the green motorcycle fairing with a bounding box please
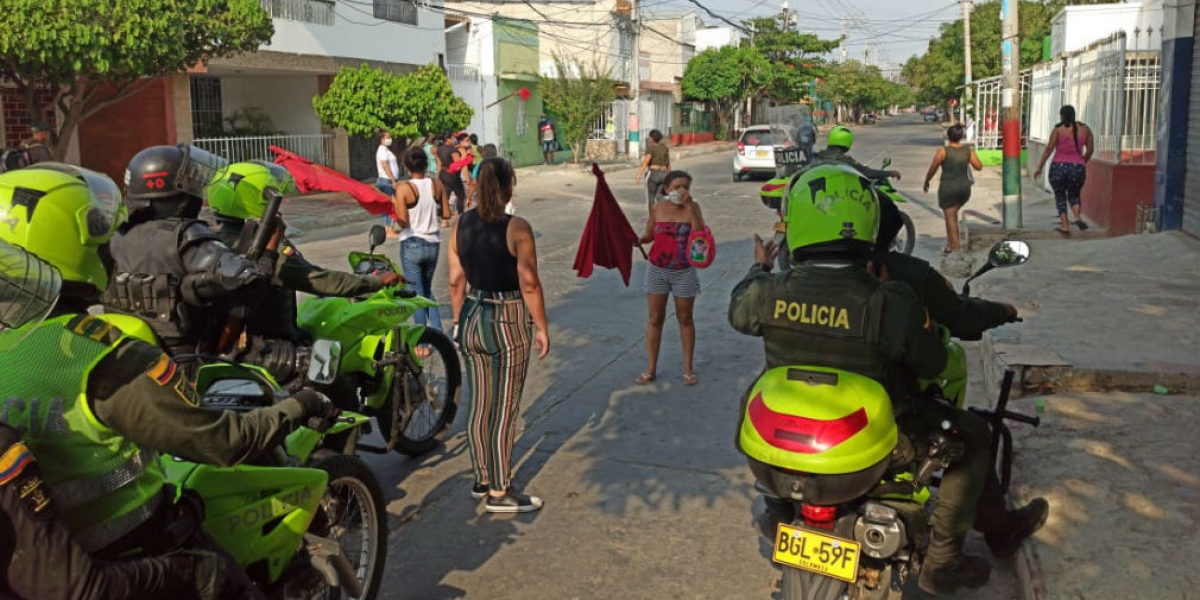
[163,459,327,584]
[740,366,898,475]
[919,327,968,408]
[297,285,433,376]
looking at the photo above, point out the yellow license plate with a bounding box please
[772,523,861,583]
[756,150,769,158]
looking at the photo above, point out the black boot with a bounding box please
[985,497,1049,558]
[918,530,991,595]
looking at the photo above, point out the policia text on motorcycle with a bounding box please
[0,157,342,599]
[728,164,1048,596]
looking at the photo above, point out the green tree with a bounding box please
[313,63,472,149]
[743,17,842,102]
[681,45,766,139]
[538,56,616,163]
[817,61,905,121]
[0,0,274,160]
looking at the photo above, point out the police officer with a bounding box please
[728,164,991,595]
[792,116,817,164]
[814,125,902,182]
[104,145,274,358]
[205,160,403,384]
[0,164,338,591]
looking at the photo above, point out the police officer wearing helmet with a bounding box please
[0,164,340,597]
[206,160,403,384]
[727,163,992,595]
[104,145,274,358]
[814,125,902,182]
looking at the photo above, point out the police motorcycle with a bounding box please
[296,224,462,457]
[743,240,1039,600]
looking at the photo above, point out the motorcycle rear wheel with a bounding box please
[309,455,388,600]
[780,568,849,600]
[381,328,462,456]
[891,211,915,255]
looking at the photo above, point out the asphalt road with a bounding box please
[289,115,1020,600]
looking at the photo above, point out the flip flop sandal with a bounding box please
[1075,220,1089,231]
[636,372,657,385]
[1055,226,1071,235]
[683,373,698,386]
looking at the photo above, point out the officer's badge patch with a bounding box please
[0,442,33,487]
[146,353,177,386]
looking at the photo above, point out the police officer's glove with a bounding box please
[293,389,341,432]
[256,249,280,279]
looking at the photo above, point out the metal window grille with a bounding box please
[1121,50,1160,164]
[372,0,417,25]
[971,70,1031,151]
[190,77,224,138]
[258,0,335,26]
[1064,32,1127,163]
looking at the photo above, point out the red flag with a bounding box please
[574,163,642,286]
[269,145,396,219]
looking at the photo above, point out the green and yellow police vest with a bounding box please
[0,314,165,552]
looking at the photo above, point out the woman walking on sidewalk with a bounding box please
[449,157,550,513]
[923,124,981,254]
[394,148,450,346]
[637,171,704,387]
[1034,105,1093,234]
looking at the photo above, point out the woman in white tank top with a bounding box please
[394,148,451,343]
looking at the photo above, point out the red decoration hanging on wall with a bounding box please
[517,87,532,101]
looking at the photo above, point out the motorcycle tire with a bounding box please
[780,568,849,600]
[384,328,462,457]
[312,455,388,600]
[892,211,916,255]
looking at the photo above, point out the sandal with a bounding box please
[1074,220,1089,231]
[683,373,698,386]
[1055,226,1071,235]
[636,372,657,385]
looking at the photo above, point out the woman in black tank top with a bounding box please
[447,157,550,513]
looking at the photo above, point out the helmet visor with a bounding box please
[177,145,230,200]
[0,240,61,350]
[77,170,126,243]
[248,160,298,196]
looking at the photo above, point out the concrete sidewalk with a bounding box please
[962,168,1109,251]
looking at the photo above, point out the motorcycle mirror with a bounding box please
[882,157,892,168]
[368,225,387,252]
[988,240,1031,268]
[307,339,342,385]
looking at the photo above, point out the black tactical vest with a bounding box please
[214,220,306,343]
[104,219,213,354]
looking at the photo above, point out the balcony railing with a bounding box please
[259,0,335,26]
[446,63,482,82]
[193,134,334,167]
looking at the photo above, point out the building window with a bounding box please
[258,0,335,26]
[190,77,224,138]
[373,0,417,25]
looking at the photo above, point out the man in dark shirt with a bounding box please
[20,122,53,166]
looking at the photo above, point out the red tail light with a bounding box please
[737,142,745,155]
[801,503,838,530]
[747,392,869,454]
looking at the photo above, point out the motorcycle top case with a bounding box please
[739,366,897,475]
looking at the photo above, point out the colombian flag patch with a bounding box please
[0,442,34,486]
[147,353,177,386]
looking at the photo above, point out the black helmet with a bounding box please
[124,144,229,205]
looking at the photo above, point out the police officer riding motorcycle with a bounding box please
[205,160,403,386]
[815,125,902,183]
[728,164,1046,596]
[0,163,341,599]
[102,145,274,361]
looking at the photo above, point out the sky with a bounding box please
[650,0,964,75]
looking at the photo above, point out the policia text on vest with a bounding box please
[772,301,853,330]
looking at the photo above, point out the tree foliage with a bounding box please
[817,61,912,120]
[0,0,275,159]
[313,63,472,148]
[538,56,617,163]
[743,17,841,102]
[903,0,1119,107]
[681,45,765,139]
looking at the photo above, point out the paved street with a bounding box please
[289,116,1022,599]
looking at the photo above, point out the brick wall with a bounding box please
[79,78,174,184]
[1,87,56,148]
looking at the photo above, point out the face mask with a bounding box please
[383,138,393,147]
[666,190,683,205]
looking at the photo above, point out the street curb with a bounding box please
[963,221,1109,252]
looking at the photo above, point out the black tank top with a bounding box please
[457,211,520,292]
[436,144,456,175]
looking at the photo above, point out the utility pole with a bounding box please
[1000,0,1022,227]
[629,0,640,156]
[961,0,973,127]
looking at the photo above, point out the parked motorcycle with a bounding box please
[96,316,388,599]
[297,225,462,457]
[744,240,1038,600]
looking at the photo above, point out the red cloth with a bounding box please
[573,163,641,285]
[269,145,396,219]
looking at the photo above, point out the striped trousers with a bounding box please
[458,289,532,493]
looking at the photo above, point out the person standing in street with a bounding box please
[375,128,401,234]
[394,148,450,347]
[449,157,550,513]
[538,114,557,165]
[637,170,704,387]
[635,129,671,218]
[438,134,469,217]
[923,124,981,254]
[1034,105,1093,234]
[20,121,53,166]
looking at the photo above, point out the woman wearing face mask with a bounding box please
[637,171,704,387]
[376,128,401,233]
